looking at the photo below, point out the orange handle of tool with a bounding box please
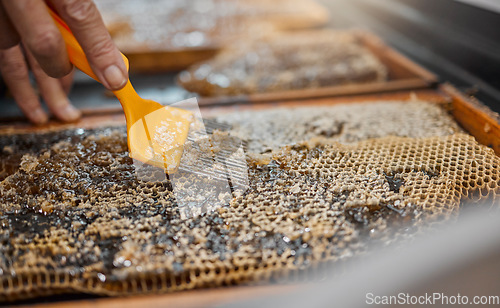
[47,7,129,83]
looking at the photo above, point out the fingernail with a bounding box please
[103,65,127,90]
[61,104,81,122]
[31,108,48,125]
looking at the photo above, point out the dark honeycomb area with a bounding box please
[0,125,498,302]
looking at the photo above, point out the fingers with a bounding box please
[0,45,79,124]
[59,68,74,95]
[25,48,81,122]
[0,4,20,49]
[0,45,48,125]
[0,1,81,125]
[2,0,127,90]
[2,0,72,78]
[49,0,128,90]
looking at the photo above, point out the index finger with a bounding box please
[48,0,128,90]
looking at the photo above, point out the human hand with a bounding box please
[0,0,128,125]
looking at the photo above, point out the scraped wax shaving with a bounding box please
[150,120,182,173]
[0,100,499,302]
[145,109,196,173]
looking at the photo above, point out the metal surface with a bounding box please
[318,0,500,112]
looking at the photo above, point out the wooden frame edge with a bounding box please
[441,83,500,155]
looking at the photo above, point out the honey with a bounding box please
[0,102,498,302]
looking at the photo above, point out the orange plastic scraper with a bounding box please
[49,8,193,173]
